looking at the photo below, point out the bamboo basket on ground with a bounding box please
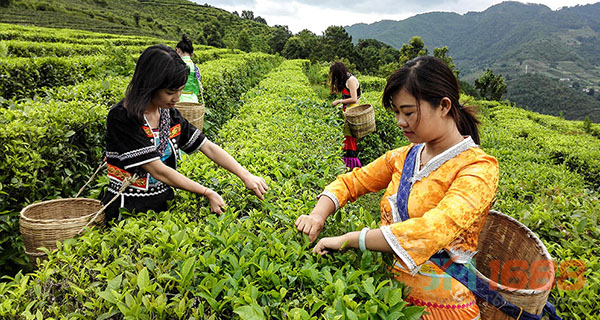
[344,104,376,139]
[474,210,555,319]
[20,198,104,262]
[176,102,205,131]
[19,163,136,264]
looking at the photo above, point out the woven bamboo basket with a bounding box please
[20,198,104,261]
[344,104,376,139]
[176,102,205,131]
[474,210,554,319]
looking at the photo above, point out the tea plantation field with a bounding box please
[1,23,599,319]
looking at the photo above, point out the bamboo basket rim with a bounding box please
[476,209,554,296]
[175,102,205,107]
[20,198,102,224]
[345,104,373,116]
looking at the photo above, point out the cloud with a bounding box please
[195,0,598,34]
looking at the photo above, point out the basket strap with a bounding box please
[199,80,205,106]
[75,161,107,198]
[77,173,138,234]
[430,250,562,320]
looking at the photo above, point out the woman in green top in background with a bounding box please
[175,34,202,103]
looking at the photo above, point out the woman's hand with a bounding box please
[242,174,268,200]
[205,188,226,214]
[295,214,325,242]
[331,99,342,107]
[312,235,348,255]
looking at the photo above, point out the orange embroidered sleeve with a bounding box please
[381,155,499,273]
[323,148,405,209]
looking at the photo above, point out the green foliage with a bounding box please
[398,36,428,66]
[236,28,251,52]
[0,56,95,99]
[199,52,283,137]
[0,23,284,275]
[0,100,107,275]
[477,103,600,318]
[354,39,400,75]
[433,46,459,77]
[474,69,507,101]
[268,25,292,54]
[583,116,592,133]
[0,1,275,51]
[282,29,319,61]
[506,73,600,122]
[319,26,355,63]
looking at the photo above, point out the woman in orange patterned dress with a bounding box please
[296,56,499,319]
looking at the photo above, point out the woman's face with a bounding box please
[150,86,184,109]
[391,88,448,144]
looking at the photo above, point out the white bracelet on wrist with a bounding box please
[359,227,369,252]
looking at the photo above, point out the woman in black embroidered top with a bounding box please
[102,44,268,220]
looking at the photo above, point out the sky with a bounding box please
[193,0,598,34]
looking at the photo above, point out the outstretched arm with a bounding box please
[295,196,335,242]
[142,159,226,213]
[312,228,393,255]
[199,140,268,200]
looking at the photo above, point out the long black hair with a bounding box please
[329,61,349,94]
[176,34,194,55]
[124,44,188,124]
[382,56,480,144]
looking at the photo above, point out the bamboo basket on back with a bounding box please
[176,81,205,131]
[474,210,555,319]
[344,104,376,139]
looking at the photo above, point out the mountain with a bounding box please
[345,1,600,121]
[0,0,275,51]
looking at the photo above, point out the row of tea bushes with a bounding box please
[198,52,284,137]
[1,39,240,65]
[0,55,115,100]
[0,23,173,46]
[1,40,173,58]
[0,59,424,319]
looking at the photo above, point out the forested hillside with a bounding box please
[0,0,276,52]
[507,73,600,122]
[345,1,600,121]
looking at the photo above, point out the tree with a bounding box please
[133,12,140,27]
[269,25,291,54]
[474,69,507,100]
[237,28,252,52]
[433,46,459,77]
[319,26,354,62]
[399,36,428,65]
[282,29,319,60]
[254,16,267,25]
[354,38,400,75]
[241,10,254,20]
[203,22,223,47]
[282,37,304,59]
